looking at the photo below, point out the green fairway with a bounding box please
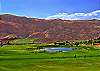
[0,56,100,71]
[0,38,100,71]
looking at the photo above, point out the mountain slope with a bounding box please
[0,14,100,43]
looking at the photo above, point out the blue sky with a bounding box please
[0,0,100,19]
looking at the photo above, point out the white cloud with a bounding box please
[46,10,100,20]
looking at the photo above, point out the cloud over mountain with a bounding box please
[46,10,100,20]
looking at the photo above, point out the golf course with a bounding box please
[0,38,100,71]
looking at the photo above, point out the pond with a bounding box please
[44,47,73,52]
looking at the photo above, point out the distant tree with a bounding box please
[96,37,100,40]
[0,41,3,47]
[54,41,65,45]
[65,41,70,45]
[92,19,97,21]
[0,17,1,20]
[88,40,93,45]
[74,55,77,58]
[84,55,86,58]
[75,42,79,46]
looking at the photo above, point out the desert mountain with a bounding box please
[0,14,100,43]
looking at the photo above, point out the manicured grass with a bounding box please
[0,56,100,71]
[0,49,100,71]
[0,38,100,71]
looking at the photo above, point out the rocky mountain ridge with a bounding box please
[0,14,100,43]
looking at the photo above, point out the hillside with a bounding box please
[0,14,100,43]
